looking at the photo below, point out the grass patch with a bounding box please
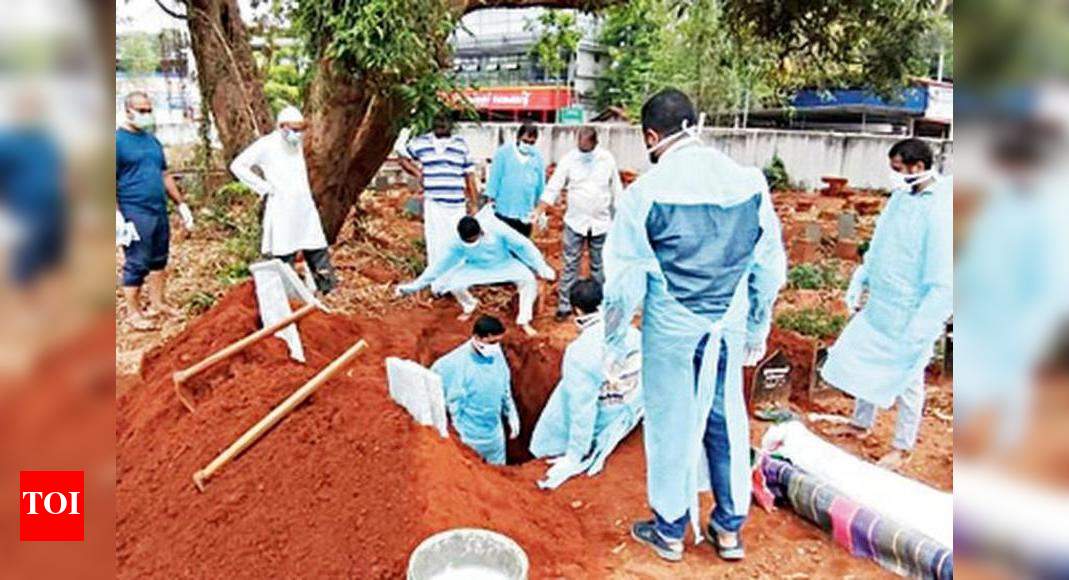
[787,261,848,291]
[185,291,217,315]
[775,307,847,339]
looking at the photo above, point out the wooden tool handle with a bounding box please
[173,302,318,387]
[192,339,368,491]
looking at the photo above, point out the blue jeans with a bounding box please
[654,339,747,539]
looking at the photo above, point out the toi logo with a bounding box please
[19,471,84,542]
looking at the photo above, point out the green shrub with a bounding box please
[775,307,847,338]
[787,261,847,290]
[185,291,217,315]
[763,154,791,191]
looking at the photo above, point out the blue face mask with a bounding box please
[579,150,595,164]
[517,142,535,156]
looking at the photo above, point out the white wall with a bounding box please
[455,123,954,190]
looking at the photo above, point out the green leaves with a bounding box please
[597,0,945,115]
[295,0,462,127]
[775,307,848,338]
[296,0,456,87]
[527,11,582,81]
[118,32,161,77]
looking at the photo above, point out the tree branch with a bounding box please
[462,0,624,15]
[154,0,189,20]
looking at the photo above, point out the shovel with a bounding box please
[172,259,329,413]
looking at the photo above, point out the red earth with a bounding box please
[115,281,954,578]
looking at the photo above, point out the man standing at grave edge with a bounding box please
[820,138,953,470]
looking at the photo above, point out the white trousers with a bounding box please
[453,275,537,325]
[852,373,925,451]
[423,199,476,312]
[423,199,465,268]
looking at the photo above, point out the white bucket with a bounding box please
[407,528,529,580]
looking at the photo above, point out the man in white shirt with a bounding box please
[229,105,337,294]
[536,127,623,321]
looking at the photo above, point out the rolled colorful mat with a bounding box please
[761,456,953,580]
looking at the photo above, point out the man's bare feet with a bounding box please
[146,303,183,318]
[876,449,910,470]
[128,312,159,331]
[521,324,538,337]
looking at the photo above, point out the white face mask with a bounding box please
[646,112,705,164]
[131,111,155,132]
[888,168,935,191]
[462,236,481,249]
[283,128,303,146]
[472,339,502,359]
[574,310,602,330]
[579,150,595,165]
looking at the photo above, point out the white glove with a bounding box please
[535,211,549,232]
[743,342,766,367]
[177,203,195,230]
[115,210,140,247]
[844,267,866,312]
[507,408,521,440]
[395,282,418,296]
[539,266,556,281]
[537,455,581,490]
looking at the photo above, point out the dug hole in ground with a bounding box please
[116,186,951,579]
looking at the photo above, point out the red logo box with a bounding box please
[19,470,84,541]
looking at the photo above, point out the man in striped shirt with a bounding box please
[399,115,481,317]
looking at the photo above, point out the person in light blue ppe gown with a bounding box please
[955,125,1069,453]
[529,279,644,490]
[431,315,521,465]
[820,139,953,470]
[485,122,545,237]
[604,89,787,563]
[396,210,556,335]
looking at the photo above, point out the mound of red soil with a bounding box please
[117,285,891,579]
[117,285,593,578]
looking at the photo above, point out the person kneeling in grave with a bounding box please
[529,279,644,489]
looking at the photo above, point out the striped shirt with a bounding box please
[405,133,474,204]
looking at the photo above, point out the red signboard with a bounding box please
[460,86,572,111]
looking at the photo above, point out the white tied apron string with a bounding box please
[688,319,723,545]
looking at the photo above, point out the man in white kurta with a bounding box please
[536,126,623,320]
[229,106,337,293]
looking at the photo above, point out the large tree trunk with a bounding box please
[185,0,620,242]
[185,0,273,163]
[304,62,405,241]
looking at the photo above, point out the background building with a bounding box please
[451,8,607,123]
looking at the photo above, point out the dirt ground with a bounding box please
[115,185,952,578]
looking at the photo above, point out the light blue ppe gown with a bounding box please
[485,143,545,222]
[431,339,519,465]
[954,178,1069,447]
[602,141,787,538]
[821,177,954,408]
[529,320,644,483]
[398,208,553,295]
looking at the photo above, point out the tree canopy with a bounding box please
[527,10,582,83]
[597,0,947,119]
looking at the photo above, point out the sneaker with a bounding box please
[704,524,745,561]
[630,520,683,562]
[554,310,570,322]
